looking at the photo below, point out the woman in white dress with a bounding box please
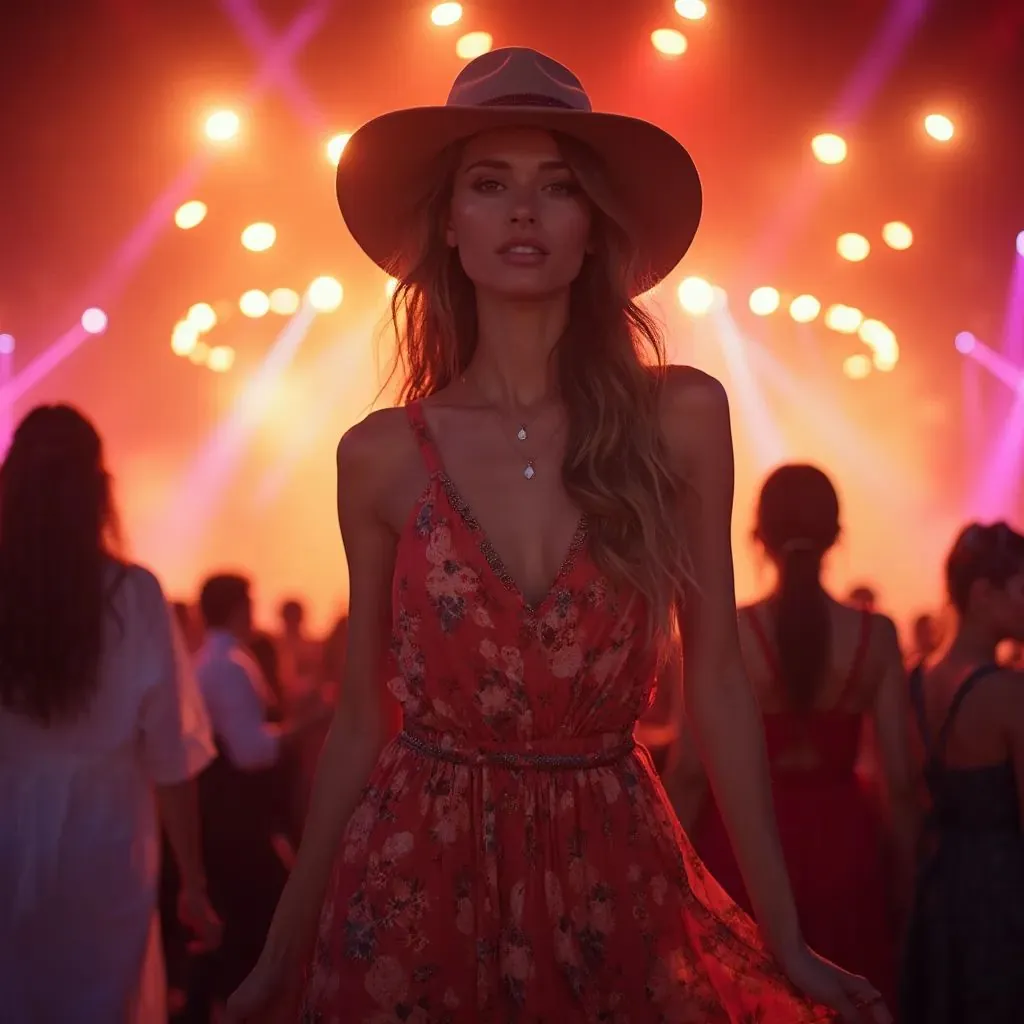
[0,405,221,1023]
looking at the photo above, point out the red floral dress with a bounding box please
[301,402,835,1023]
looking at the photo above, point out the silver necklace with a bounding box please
[461,375,546,480]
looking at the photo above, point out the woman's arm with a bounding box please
[869,616,921,892]
[662,368,802,962]
[254,416,401,970]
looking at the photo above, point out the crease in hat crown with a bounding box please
[445,47,593,112]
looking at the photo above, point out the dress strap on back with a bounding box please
[405,400,444,477]
[927,662,1002,769]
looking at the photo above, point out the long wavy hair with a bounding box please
[0,405,123,724]
[755,464,841,712]
[383,131,693,637]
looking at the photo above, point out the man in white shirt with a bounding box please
[190,574,322,1014]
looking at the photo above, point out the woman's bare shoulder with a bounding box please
[336,407,422,514]
[656,365,730,464]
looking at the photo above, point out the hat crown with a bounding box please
[446,47,592,112]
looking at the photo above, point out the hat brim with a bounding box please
[336,105,701,296]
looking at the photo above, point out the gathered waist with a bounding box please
[397,729,635,771]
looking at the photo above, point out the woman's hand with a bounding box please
[222,953,302,1023]
[177,884,222,954]
[781,945,892,1023]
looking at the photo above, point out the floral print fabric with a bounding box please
[301,401,835,1023]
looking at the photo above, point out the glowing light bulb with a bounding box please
[239,290,271,318]
[811,133,847,165]
[171,321,199,356]
[307,276,343,313]
[455,32,492,60]
[241,222,276,253]
[677,276,715,316]
[674,0,707,20]
[186,302,217,333]
[205,109,240,142]
[924,113,954,142]
[748,286,780,316]
[651,28,688,56]
[843,354,872,380]
[430,2,463,26]
[174,200,207,230]
[789,295,821,323]
[837,233,871,262]
[882,221,913,250]
[207,345,236,373]
[269,288,300,315]
[326,132,352,166]
[81,308,108,335]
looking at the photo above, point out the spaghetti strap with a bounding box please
[834,609,872,707]
[928,662,1002,767]
[746,606,780,678]
[404,400,444,476]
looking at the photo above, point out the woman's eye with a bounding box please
[471,179,504,193]
[547,180,580,195]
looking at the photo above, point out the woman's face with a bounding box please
[993,571,1024,642]
[446,128,593,300]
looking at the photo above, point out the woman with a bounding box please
[903,522,1024,1022]
[0,405,221,1022]
[669,464,919,1011]
[227,49,888,1022]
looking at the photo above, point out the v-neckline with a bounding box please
[416,405,587,613]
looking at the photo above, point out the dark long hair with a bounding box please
[755,464,841,711]
[0,405,122,724]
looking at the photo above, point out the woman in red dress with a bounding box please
[669,465,919,1013]
[225,49,888,1023]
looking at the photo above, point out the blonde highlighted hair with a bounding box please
[382,131,693,637]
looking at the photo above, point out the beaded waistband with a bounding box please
[397,730,635,770]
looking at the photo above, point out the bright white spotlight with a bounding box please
[326,132,352,166]
[430,2,463,25]
[241,222,276,253]
[677,276,715,316]
[239,289,271,318]
[171,321,199,356]
[207,345,236,373]
[843,354,872,380]
[651,28,688,56]
[81,308,108,335]
[882,221,913,250]
[837,233,870,262]
[269,287,301,315]
[186,302,217,333]
[307,276,344,313]
[749,286,780,316]
[0,334,15,355]
[924,113,954,142]
[824,304,863,334]
[456,32,492,60]
[954,331,976,355]
[1017,231,1024,258]
[811,133,847,165]
[789,294,821,323]
[385,277,399,299]
[205,109,240,142]
[674,0,707,20]
[174,200,207,230]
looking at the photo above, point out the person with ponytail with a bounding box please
[666,463,919,1014]
[902,521,1024,1023]
[0,405,221,1022]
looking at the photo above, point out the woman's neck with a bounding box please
[465,291,569,408]
[944,620,999,668]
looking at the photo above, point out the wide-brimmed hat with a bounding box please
[336,47,702,295]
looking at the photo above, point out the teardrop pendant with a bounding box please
[523,462,536,480]
[516,425,528,442]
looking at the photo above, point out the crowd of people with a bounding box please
[2,45,1023,1024]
